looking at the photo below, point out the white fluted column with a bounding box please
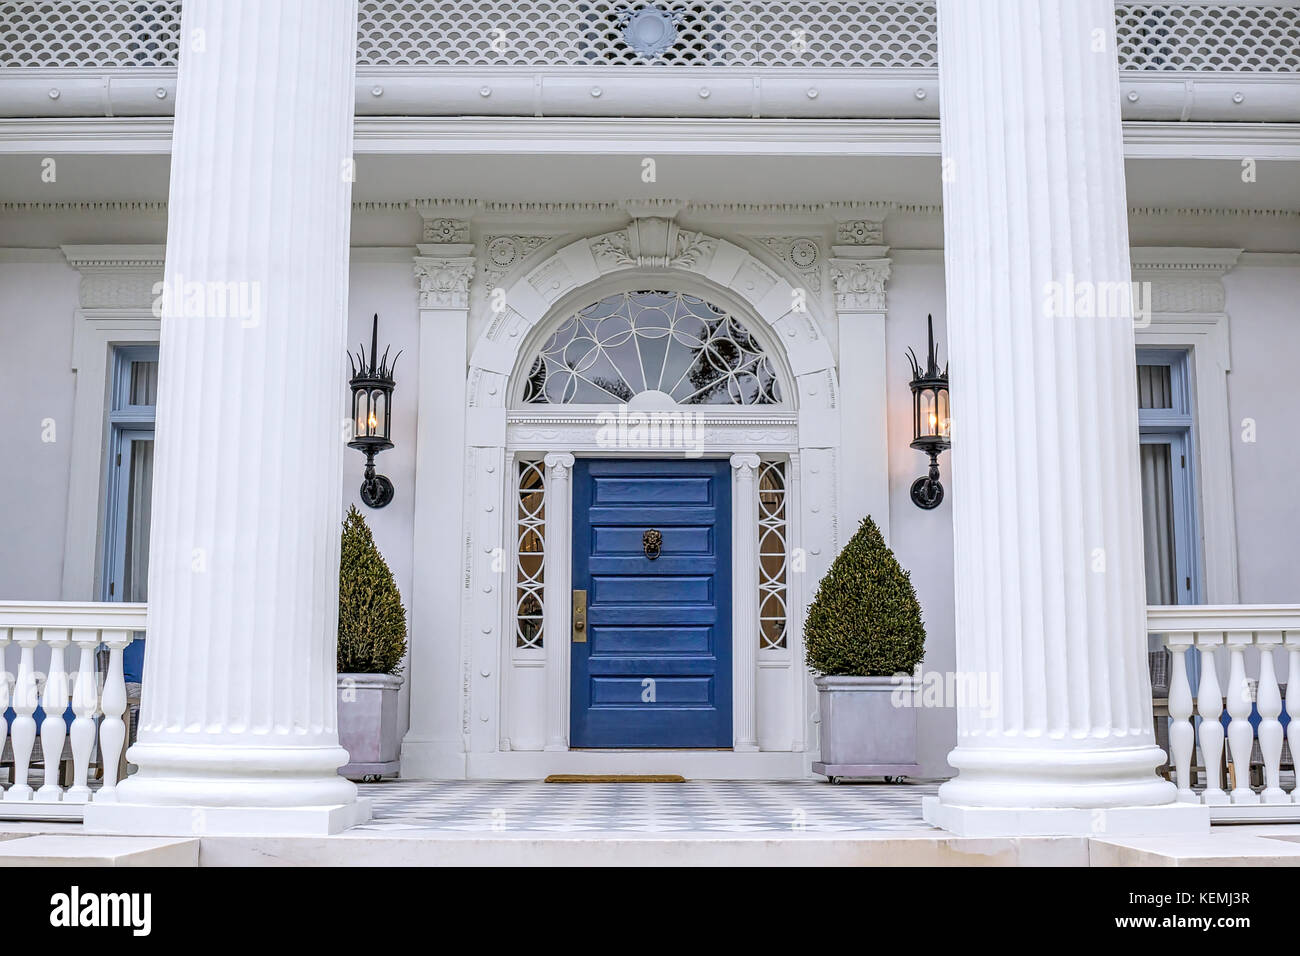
[923,0,1197,835]
[543,453,576,751]
[731,454,760,752]
[87,0,367,835]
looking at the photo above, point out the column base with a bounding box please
[85,799,372,837]
[922,796,1209,837]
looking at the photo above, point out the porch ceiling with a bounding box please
[1,148,1298,216]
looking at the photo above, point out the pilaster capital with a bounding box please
[543,452,576,478]
[413,256,475,310]
[829,257,892,313]
[730,453,761,477]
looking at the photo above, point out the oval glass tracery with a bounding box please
[522,290,783,406]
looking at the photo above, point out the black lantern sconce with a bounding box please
[348,314,399,509]
[906,314,951,510]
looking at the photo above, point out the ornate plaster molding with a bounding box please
[755,236,823,293]
[481,235,553,286]
[421,217,471,244]
[829,257,892,312]
[1130,247,1242,314]
[834,219,885,246]
[60,243,165,311]
[414,256,475,309]
[590,222,718,272]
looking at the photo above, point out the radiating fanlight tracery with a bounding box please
[522,290,783,406]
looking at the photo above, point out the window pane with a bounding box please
[757,460,788,650]
[516,461,546,649]
[1139,442,1178,604]
[1136,364,1172,410]
[123,438,154,603]
[129,360,159,407]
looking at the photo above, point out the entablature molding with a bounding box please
[60,243,164,311]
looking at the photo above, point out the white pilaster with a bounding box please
[731,453,760,753]
[401,208,477,779]
[543,453,575,751]
[923,0,1198,836]
[829,214,892,540]
[87,0,366,835]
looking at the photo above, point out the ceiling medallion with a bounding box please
[620,5,683,59]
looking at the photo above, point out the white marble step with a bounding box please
[0,835,198,866]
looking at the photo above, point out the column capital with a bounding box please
[413,256,475,310]
[730,453,761,475]
[829,257,892,313]
[544,452,576,476]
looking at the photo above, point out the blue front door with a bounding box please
[570,459,732,748]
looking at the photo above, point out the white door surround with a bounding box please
[453,222,843,779]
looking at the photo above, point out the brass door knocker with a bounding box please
[642,528,662,560]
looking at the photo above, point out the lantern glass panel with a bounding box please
[371,389,388,440]
[921,389,938,439]
[937,388,951,438]
[353,390,369,440]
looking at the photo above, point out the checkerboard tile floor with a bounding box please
[353,780,939,833]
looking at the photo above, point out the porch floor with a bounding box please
[354,779,940,834]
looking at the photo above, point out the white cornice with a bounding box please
[4,117,1300,160]
[60,243,165,268]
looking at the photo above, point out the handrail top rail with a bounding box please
[0,601,147,631]
[1147,603,1300,634]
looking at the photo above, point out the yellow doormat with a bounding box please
[544,774,686,783]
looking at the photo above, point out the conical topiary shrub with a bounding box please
[804,516,926,677]
[338,505,407,675]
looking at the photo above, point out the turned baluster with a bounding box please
[65,628,100,802]
[34,628,71,801]
[1257,633,1287,803]
[1166,636,1196,802]
[1289,635,1300,804]
[1196,634,1228,805]
[94,629,131,802]
[1225,631,1260,804]
[0,629,9,793]
[4,629,39,801]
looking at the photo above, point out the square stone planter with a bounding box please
[812,675,920,783]
[337,673,402,782]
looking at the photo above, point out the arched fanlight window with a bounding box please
[521,290,783,406]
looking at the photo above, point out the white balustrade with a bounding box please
[0,602,144,819]
[1152,605,1300,821]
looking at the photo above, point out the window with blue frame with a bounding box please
[103,345,158,688]
[1136,348,1201,608]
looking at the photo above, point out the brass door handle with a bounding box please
[572,589,587,643]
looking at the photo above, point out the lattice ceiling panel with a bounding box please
[0,0,181,67]
[0,1,1295,71]
[1116,3,1300,71]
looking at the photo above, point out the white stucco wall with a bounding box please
[883,251,957,778]
[0,255,80,600]
[1224,259,1300,605]
[344,256,421,739]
